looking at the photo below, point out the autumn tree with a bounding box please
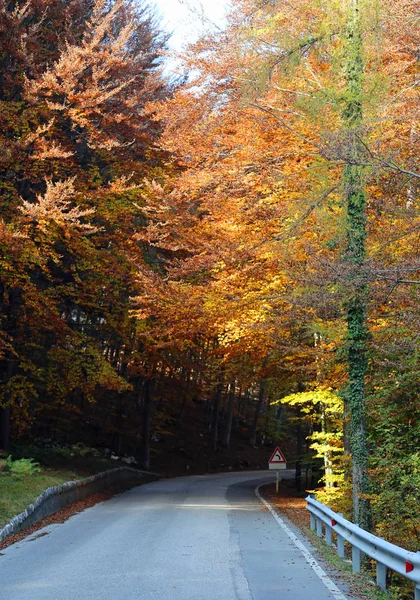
[0,0,169,449]
[139,0,418,533]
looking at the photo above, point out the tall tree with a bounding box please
[144,0,418,525]
[342,0,371,530]
[0,0,169,448]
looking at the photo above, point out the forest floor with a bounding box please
[148,399,295,476]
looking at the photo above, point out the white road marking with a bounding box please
[255,484,348,600]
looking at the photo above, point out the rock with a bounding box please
[121,456,137,465]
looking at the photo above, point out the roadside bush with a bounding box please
[12,443,112,473]
[13,443,100,465]
[6,457,42,479]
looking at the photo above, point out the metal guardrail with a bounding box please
[306,495,420,600]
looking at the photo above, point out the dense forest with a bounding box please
[0,0,419,557]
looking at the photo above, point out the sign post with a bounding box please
[268,446,287,495]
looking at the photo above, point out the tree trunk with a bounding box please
[141,378,153,470]
[321,404,333,488]
[238,386,249,418]
[0,407,11,451]
[0,286,23,451]
[343,0,371,531]
[178,368,191,424]
[210,376,223,452]
[221,381,236,449]
[275,404,284,436]
[249,379,265,446]
[295,409,304,493]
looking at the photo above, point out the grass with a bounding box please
[0,469,84,528]
[0,451,117,529]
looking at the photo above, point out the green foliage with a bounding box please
[370,451,420,551]
[366,324,420,556]
[6,456,42,479]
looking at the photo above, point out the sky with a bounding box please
[152,0,229,52]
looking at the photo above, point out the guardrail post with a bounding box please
[337,533,345,558]
[352,546,361,573]
[325,524,332,546]
[376,562,386,591]
[316,517,323,537]
[415,585,420,600]
[310,513,316,531]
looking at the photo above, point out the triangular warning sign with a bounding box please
[269,446,287,463]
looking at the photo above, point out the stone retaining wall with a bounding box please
[0,467,160,543]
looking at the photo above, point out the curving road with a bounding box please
[0,471,355,600]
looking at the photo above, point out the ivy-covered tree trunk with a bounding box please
[343,0,372,531]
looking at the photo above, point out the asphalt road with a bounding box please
[0,471,354,600]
